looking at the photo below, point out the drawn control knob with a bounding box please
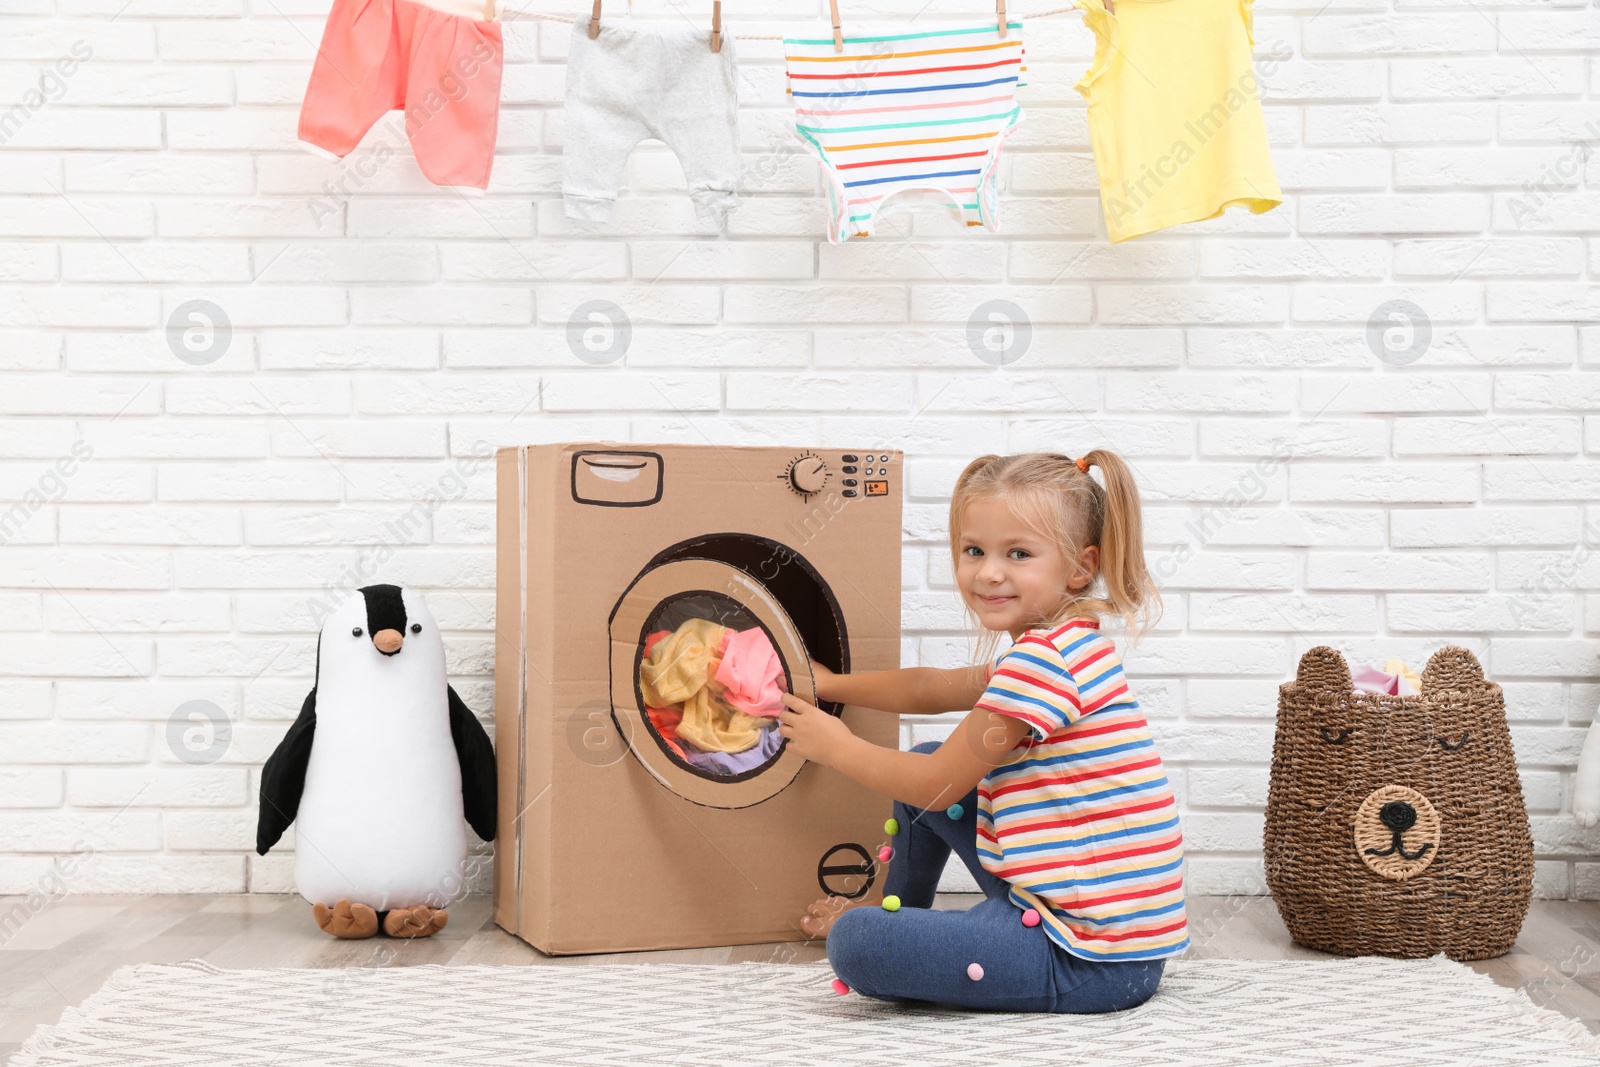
[789,457,828,494]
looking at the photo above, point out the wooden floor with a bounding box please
[3,894,1598,1059]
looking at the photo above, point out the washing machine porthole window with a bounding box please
[608,546,833,810]
[635,591,788,782]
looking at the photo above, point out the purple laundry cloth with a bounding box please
[681,722,784,775]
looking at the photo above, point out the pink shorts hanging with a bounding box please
[298,0,502,192]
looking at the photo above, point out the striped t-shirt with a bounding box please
[975,618,1190,961]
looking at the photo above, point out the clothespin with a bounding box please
[481,0,495,20]
[710,0,722,52]
[588,0,601,38]
[828,0,843,52]
[997,0,1007,38]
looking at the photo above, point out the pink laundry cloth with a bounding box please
[1350,663,1419,696]
[298,0,503,191]
[714,627,787,717]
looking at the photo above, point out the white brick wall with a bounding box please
[1,0,1598,902]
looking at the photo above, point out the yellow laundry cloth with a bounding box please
[639,618,764,754]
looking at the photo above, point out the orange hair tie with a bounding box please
[1074,456,1090,473]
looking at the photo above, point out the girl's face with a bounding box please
[956,495,1098,641]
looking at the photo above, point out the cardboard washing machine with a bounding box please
[492,442,903,954]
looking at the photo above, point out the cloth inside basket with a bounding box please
[1350,658,1420,696]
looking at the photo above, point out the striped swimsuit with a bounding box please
[783,22,1025,243]
[975,618,1190,962]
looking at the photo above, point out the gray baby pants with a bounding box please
[562,21,740,226]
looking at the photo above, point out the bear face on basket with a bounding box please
[1263,645,1534,962]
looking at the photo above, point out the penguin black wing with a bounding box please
[256,688,317,855]
[448,685,497,842]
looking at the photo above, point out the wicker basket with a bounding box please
[1263,645,1533,961]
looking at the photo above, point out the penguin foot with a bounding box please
[313,899,379,939]
[383,905,449,939]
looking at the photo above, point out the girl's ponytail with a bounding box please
[1080,449,1162,640]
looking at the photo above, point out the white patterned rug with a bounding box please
[9,955,1598,1066]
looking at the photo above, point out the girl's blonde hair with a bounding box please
[948,450,1162,661]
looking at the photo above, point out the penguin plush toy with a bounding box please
[256,583,496,939]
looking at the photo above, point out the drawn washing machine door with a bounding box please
[609,558,819,809]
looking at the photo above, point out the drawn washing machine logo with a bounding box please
[605,534,851,811]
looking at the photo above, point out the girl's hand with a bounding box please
[809,660,837,702]
[778,692,853,767]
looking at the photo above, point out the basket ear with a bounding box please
[1421,645,1484,692]
[1294,646,1352,692]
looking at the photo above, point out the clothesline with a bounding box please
[500,5,1085,37]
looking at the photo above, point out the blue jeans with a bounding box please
[826,740,1166,1013]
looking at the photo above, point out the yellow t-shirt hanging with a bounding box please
[1072,0,1281,242]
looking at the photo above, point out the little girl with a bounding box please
[778,450,1188,1013]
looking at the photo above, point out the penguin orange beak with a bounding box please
[372,629,404,655]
